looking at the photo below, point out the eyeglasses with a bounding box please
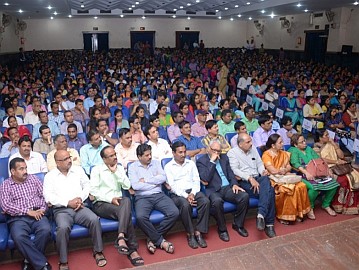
[210,147,221,153]
[298,139,306,144]
[56,156,72,162]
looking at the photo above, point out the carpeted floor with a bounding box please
[0,208,356,270]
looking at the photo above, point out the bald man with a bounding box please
[227,133,276,238]
[43,150,106,270]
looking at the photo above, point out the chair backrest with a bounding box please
[34,172,46,183]
[225,132,237,143]
[195,154,205,161]
[77,132,88,144]
[161,158,173,169]
[0,157,9,180]
[24,124,33,135]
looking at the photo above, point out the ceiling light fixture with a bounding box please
[225,7,228,10]
[120,14,124,17]
[132,5,135,8]
[173,8,177,11]
[235,5,238,8]
[81,4,84,8]
[47,5,52,10]
[196,0,200,2]
[215,9,219,12]
[248,17,252,20]
[94,16,98,19]
[4,3,9,6]
[247,2,251,5]
[270,12,274,18]
[304,9,308,12]
[142,16,146,19]
[135,1,139,4]
[261,10,265,14]
[187,3,191,6]
[172,15,176,18]
[129,7,132,10]
[180,6,183,9]
[53,11,57,15]
[187,17,191,20]
[218,16,222,19]
[68,15,72,18]
[237,14,242,17]
[354,1,359,5]
[50,16,54,19]
[19,9,23,13]
[297,3,302,7]
[230,18,234,21]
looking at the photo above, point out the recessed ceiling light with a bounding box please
[53,11,57,15]
[225,7,228,10]
[173,8,177,11]
[235,5,238,8]
[304,9,308,12]
[172,15,176,18]
[196,0,200,3]
[19,9,23,13]
[94,16,98,19]
[237,14,242,17]
[80,4,84,8]
[261,10,265,14]
[142,16,146,19]
[354,1,359,5]
[215,10,219,12]
[132,5,135,8]
[68,15,72,18]
[297,3,302,7]
[270,12,275,18]
[120,14,124,17]
[129,7,132,10]
[4,3,9,6]
[135,1,139,4]
[50,16,54,20]
[248,17,252,20]
[218,16,222,19]
[187,17,191,20]
[247,2,251,5]
[180,6,183,9]
[47,5,52,10]
[187,3,191,6]
[230,18,234,21]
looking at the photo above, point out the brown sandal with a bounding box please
[160,239,174,254]
[93,252,107,267]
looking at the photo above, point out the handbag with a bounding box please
[305,158,329,178]
[269,174,302,184]
[331,163,353,176]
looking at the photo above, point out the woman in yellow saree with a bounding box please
[262,134,311,224]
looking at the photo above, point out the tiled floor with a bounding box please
[140,217,359,270]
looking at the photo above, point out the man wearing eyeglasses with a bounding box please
[252,115,275,148]
[89,146,144,266]
[43,150,107,270]
[196,139,249,242]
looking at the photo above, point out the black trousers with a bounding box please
[170,191,210,234]
[92,197,138,252]
[209,185,249,232]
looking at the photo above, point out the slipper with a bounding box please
[323,206,337,216]
[114,236,130,255]
[146,239,156,254]
[127,251,144,267]
[160,239,174,254]
[93,252,107,267]
[307,209,316,220]
[279,220,290,225]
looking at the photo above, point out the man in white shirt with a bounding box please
[149,92,166,115]
[237,72,251,98]
[90,146,144,266]
[0,127,20,158]
[43,150,106,270]
[9,135,48,175]
[60,110,83,135]
[24,100,42,126]
[144,125,172,160]
[252,115,275,148]
[114,128,139,170]
[164,141,210,249]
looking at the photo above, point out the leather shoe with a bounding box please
[232,224,248,237]
[256,216,265,231]
[187,234,198,249]
[218,231,230,242]
[264,226,276,238]
[22,261,33,270]
[195,233,207,248]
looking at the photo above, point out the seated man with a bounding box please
[230,121,247,148]
[128,144,179,254]
[90,146,144,266]
[9,135,48,175]
[60,110,83,135]
[217,109,236,137]
[80,130,109,175]
[177,121,206,158]
[0,126,20,158]
[96,118,118,147]
[43,150,107,270]
[144,125,172,161]
[197,140,249,242]
[191,109,209,137]
[33,125,55,155]
[252,115,275,148]
[67,123,87,152]
[228,133,276,238]
[129,116,147,144]
[48,102,65,128]
[33,110,60,140]
[0,158,52,270]
[241,105,259,133]
[24,100,41,126]
[167,111,184,142]
[276,116,297,146]
[2,106,23,127]
[164,141,210,249]
[115,128,139,170]
[47,134,81,171]
[71,99,89,129]
[202,120,231,154]
[90,95,111,120]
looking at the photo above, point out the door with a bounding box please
[83,32,109,52]
[130,31,155,55]
[304,30,328,63]
[175,31,200,49]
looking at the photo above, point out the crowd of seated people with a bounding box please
[1,47,359,269]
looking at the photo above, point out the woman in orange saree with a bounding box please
[262,134,311,224]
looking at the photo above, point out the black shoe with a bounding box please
[41,263,52,270]
[232,224,249,237]
[22,260,33,270]
[264,226,276,238]
[187,234,199,249]
[218,231,230,242]
[195,233,207,248]
[256,216,265,231]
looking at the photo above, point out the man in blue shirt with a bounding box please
[128,144,179,254]
[177,120,206,158]
[32,111,60,140]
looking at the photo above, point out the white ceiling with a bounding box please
[1,0,358,20]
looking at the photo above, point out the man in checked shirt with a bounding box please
[0,157,52,270]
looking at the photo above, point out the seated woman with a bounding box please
[303,96,324,130]
[288,134,339,219]
[314,130,359,215]
[234,100,247,120]
[262,134,311,224]
[109,109,130,133]
[87,107,102,132]
[281,89,300,128]
[154,103,173,127]
[248,78,263,112]
[180,102,195,125]
[342,101,358,139]
[3,116,32,140]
